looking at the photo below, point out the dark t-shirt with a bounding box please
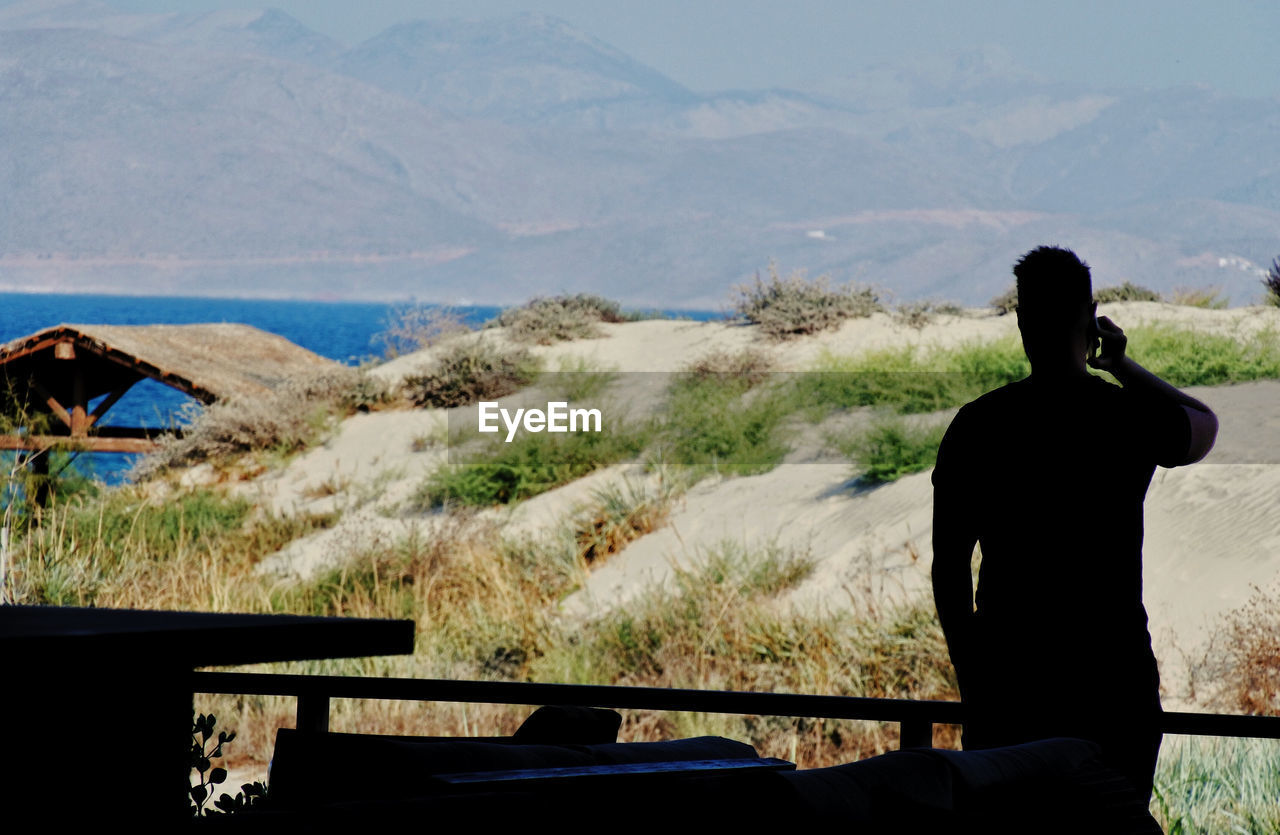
[932,374,1190,717]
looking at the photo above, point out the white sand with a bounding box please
[240,302,1280,707]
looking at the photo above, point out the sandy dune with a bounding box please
[244,302,1280,707]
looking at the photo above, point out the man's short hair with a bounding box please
[1014,246,1093,324]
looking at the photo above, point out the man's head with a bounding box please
[1013,246,1096,370]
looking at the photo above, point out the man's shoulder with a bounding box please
[956,378,1032,416]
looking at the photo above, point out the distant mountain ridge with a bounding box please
[1,0,1277,306]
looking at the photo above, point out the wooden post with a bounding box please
[70,366,88,437]
[29,448,50,507]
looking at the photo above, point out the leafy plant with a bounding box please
[731,261,881,339]
[190,712,268,816]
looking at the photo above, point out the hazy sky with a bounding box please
[103,0,1280,98]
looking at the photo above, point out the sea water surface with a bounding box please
[0,293,716,483]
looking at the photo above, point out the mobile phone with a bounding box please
[1088,316,1101,362]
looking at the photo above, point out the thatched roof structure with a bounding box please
[0,323,341,453]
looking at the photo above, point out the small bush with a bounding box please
[1264,257,1280,307]
[496,294,626,345]
[375,303,471,357]
[683,348,774,388]
[1093,281,1162,303]
[1169,286,1229,309]
[833,415,947,485]
[403,340,540,409]
[731,262,881,340]
[989,285,1018,315]
[893,300,963,330]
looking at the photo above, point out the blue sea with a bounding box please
[0,293,718,484]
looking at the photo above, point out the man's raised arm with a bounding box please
[1090,315,1219,465]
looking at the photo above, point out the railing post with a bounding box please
[899,719,932,749]
[297,692,330,733]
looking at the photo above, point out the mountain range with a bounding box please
[2,0,1278,307]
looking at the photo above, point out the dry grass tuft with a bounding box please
[133,369,392,479]
[571,480,672,566]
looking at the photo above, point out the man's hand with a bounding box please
[1087,315,1127,372]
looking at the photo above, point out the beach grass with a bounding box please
[1152,735,1280,832]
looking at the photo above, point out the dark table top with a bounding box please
[1,605,415,667]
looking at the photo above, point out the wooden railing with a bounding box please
[192,671,1280,750]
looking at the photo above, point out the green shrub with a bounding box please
[403,340,540,409]
[799,339,1029,417]
[496,294,626,344]
[731,262,881,339]
[1094,281,1162,303]
[659,372,791,476]
[833,416,947,484]
[1127,324,1280,386]
[415,423,650,508]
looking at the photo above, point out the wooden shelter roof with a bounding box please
[0,323,342,454]
[0,323,340,405]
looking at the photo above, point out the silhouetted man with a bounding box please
[931,246,1218,803]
